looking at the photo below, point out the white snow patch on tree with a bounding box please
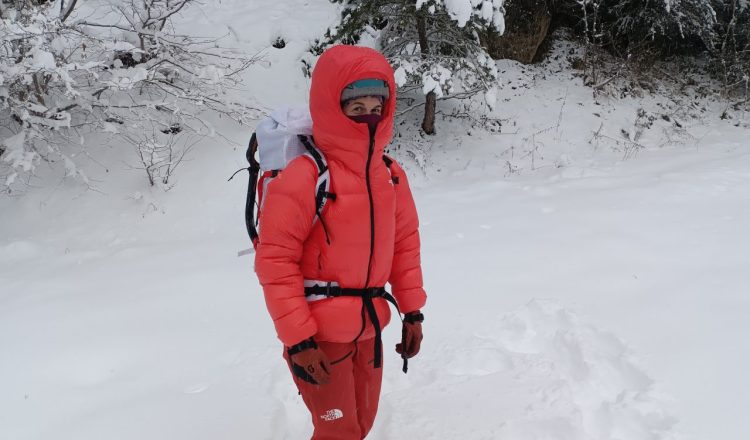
[394,64,412,87]
[484,86,498,109]
[493,9,506,34]
[1,131,37,172]
[480,0,494,22]
[444,0,474,27]
[31,48,57,70]
[422,65,453,98]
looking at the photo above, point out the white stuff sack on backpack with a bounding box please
[236,105,330,258]
[255,105,313,172]
[238,104,394,257]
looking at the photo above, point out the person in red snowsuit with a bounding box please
[255,45,427,439]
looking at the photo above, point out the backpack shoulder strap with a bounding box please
[298,135,335,244]
[298,135,328,176]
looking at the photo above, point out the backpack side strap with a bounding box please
[230,133,261,247]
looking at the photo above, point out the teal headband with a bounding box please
[341,79,390,102]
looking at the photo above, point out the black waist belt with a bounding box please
[303,285,403,370]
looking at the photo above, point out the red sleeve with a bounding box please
[387,158,427,313]
[254,157,318,346]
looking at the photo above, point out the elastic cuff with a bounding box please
[404,311,424,323]
[287,337,317,356]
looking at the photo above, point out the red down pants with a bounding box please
[284,338,383,440]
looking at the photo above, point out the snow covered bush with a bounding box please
[551,0,715,55]
[313,0,506,134]
[546,0,749,104]
[0,0,257,192]
[709,0,750,97]
[126,129,199,188]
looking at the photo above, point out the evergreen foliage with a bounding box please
[709,0,750,92]
[313,0,506,134]
[553,0,748,96]
[550,0,715,55]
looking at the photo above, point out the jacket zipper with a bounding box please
[364,133,376,288]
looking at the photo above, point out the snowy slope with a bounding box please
[2,1,749,439]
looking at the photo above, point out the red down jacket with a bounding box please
[254,45,427,346]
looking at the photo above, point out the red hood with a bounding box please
[309,45,396,173]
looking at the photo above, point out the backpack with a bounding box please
[231,106,397,256]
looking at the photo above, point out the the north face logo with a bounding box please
[320,409,343,421]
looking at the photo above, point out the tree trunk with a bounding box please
[421,91,436,134]
[482,0,551,64]
[416,10,436,134]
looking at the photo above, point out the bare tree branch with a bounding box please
[61,0,79,22]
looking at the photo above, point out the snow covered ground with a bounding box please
[1,1,749,439]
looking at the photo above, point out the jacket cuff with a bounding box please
[404,311,424,323]
[287,337,317,355]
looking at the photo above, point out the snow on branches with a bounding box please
[316,0,505,133]
[425,0,506,31]
[0,0,259,191]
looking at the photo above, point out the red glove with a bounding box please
[287,338,331,385]
[396,311,424,359]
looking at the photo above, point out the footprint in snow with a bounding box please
[380,299,678,440]
[183,383,210,394]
